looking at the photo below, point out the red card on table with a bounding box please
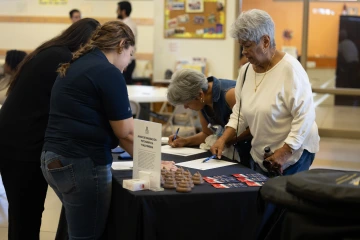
[244,180,265,187]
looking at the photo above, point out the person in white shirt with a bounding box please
[117,1,137,85]
[211,9,319,177]
[0,50,27,104]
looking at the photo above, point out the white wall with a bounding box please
[0,0,154,55]
[153,0,238,80]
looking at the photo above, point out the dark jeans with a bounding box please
[0,160,48,240]
[41,151,112,240]
[123,60,136,85]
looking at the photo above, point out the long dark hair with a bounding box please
[7,18,100,95]
[5,50,27,72]
[57,21,135,77]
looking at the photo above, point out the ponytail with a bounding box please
[57,43,95,77]
[57,25,102,77]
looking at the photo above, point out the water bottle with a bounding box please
[263,146,282,176]
[264,146,273,159]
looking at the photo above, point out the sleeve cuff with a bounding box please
[108,111,133,121]
[226,119,245,136]
[284,136,302,151]
[226,119,237,131]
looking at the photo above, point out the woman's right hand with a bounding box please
[210,137,226,159]
[168,135,188,148]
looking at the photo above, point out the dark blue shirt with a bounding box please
[43,48,132,165]
[201,76,236,127]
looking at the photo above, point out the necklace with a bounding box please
[254,51,276,92]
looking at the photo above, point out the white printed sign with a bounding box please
[133,119,162,191]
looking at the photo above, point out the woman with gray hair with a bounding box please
[211,9,319,177]
[167,68,250,152]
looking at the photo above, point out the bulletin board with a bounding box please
[164,0,226,39]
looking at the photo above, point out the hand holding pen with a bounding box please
[202,154,217,163]
[173,128,180,140]
[168,128,188,148]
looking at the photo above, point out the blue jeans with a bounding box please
[249,149,315,177]
[40,151,112,240]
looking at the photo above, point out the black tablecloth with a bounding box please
[104,152,262,240]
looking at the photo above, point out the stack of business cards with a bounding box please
[233,173,267,187]
[203,175,239,184]
[212,183,247,189]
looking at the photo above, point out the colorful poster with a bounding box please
[169,1,185,10]
[185,0,204,13]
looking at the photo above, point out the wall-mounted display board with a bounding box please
[164,0,226,39]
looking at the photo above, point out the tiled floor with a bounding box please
[0,179,61,240]
[311,137,360,171]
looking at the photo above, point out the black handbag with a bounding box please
[233,63,253,168]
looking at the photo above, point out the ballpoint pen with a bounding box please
[173,128,180,140]
[202,154,217,163]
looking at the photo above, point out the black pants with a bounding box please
[0,160,48,240]
[55,207,69,240]
[123,60,136,85]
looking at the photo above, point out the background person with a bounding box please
[117,1,137,84]
[0,18,99,240]
[337,29,359,89]
[0,50,27,104]
[69,9,81,23]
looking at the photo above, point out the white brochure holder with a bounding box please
[133,119,164,191]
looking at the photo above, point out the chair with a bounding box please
[129,100,141,118]
[161,105,197,137]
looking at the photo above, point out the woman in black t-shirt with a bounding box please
[0,18,99,240]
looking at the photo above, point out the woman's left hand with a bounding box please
[264,144,292,173]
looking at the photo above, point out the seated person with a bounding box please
[167,69,250,160]
[0,50,27,104]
